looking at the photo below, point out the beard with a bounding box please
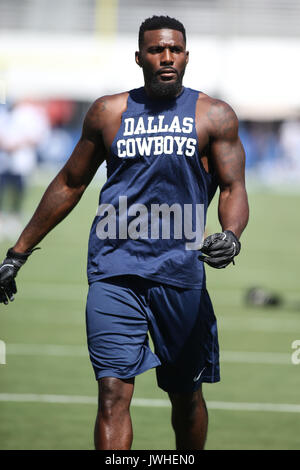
[146,70,184,99]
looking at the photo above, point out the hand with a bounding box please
[0,248,36,305]
[198,230,241,269]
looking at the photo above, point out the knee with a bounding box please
[169,389,207,426]
[98,377,133,419]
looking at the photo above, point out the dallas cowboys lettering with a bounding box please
[117,115,196,158]
[87,87,218,288]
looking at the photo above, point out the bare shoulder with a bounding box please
[82,92,128,143]
[197,93,239,140]
[85,92,128,128]
[94,91,129,112]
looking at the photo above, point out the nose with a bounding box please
[160,48,174,65]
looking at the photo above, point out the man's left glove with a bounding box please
[0,248,36,305]
[198,230,241,269]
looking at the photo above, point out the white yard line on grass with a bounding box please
[218,318,300,333]
[6,344,292,365]
[221,351,291,364]
[0,393,300,413]
[7,343,88,357]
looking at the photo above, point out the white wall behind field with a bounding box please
[1,32,300,120]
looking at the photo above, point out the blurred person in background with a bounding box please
[38,100,78,168]
[279,118,300,177]
[0,100,50,241]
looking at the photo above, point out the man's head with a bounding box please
[136,16,189,99]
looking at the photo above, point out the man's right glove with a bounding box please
[198,230,241,269]
[0,248,37,305]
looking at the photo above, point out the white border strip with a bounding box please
[0,393,300,413]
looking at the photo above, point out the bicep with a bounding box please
[207,101,246,189]
[62,136,105,189]
[60,101,107,189]
[210,136,246,189]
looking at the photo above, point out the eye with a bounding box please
[148,46,164,54]
[170,46,183,53]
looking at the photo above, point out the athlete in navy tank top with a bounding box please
[1,16,249,451]
[87,86,218,288]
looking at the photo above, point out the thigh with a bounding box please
[148,286,220,393]
[86,277,161,381]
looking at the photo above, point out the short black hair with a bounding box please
[138,15,186,49]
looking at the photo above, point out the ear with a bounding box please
[185,51,189,65]
[135,51,142,67]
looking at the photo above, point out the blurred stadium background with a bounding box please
[0,0,300,450]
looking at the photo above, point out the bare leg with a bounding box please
[94,376,135,450]
[168,385,208,450]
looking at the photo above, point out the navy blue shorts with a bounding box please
[85,275,220,393]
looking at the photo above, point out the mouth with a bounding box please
[157,68,178,81]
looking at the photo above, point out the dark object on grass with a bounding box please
[245,287,282,307]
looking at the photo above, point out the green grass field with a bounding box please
[0,177,300,450]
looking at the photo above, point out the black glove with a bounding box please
[0,247,38,305]
[198,230,241,269]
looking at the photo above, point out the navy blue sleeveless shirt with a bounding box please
[87,87,218,288]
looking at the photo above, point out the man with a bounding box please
[0,100,49,241]
[0,16,249,450]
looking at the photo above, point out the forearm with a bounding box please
[218,183,249,239]
[13,173,85,253]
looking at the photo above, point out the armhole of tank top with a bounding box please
[109,91,130,151]
[195,91,212,176]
